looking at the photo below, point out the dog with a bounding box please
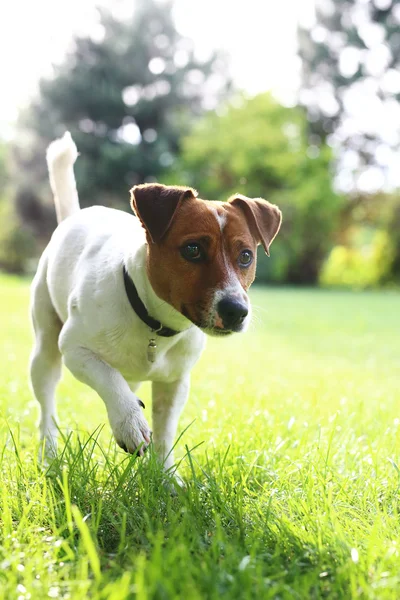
[29,132,282,474]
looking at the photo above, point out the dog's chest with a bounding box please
[91,324,200,383]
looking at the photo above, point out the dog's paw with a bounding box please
[166,471,186,495]
[38,434,58,465]
[109,401,151,456]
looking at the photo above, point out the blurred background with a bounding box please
[0,0,399,288]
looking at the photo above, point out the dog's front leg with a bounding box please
[62,347,151,454]
[152,377,190,471]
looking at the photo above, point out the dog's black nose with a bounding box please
[217,297,248,330]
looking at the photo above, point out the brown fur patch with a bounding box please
[130,184,197,243]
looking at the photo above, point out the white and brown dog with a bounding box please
[30,132,282,472]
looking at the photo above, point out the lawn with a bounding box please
[0,273,399,599]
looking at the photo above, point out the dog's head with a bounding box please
[130,184,282,336]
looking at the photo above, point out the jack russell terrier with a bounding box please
[30,132,282,473]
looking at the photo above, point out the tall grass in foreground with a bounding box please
[0,274,399,599]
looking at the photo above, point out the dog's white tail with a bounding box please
[46,131,80,223]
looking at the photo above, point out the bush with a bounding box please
[320,229,395,289]
[385,196,400,282]
[0,199,38,274]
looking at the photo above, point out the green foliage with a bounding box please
[2,275,400,597]
[320,228,395,288]
[385,194,400,281]
[177,93,343,283]
[14,0,230,212]
[0,200,37,274]
[0,141,9,193]
[0,142,38,274]
[323,191,400,288]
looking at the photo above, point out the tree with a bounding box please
[0,140,9,194]
[0,141,37,273]
[176,93,343,284]
[298,0,400,191]
[14,0,230,217]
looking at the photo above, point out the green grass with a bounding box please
[1,273,400,599]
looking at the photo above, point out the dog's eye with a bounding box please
[180,243,205,262]
[238,249,253,268]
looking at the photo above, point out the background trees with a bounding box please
[13,0,230,222]
[176,93,343,284]
[1,0,399,286]
[298,0,400,191]
[0,142,36,273]
[298,0,400,285]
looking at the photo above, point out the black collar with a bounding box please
[123,266,180,337]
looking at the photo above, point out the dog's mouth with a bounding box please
[202,326,234,337]
[180,301,249,337]
[181,304,243,336]
[186,318,235,336]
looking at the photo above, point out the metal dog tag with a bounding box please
[147,338,157,363]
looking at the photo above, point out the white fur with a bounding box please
[212,208,227,231]
[208,213,251,330]
[46,132,80,222]
[30,133,205,471]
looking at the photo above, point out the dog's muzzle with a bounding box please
[216,297,249,332]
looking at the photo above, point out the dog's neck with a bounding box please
[124,245,192,334]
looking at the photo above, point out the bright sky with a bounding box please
[0,0,315,139]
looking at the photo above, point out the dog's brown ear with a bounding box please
[130,183,197,243]
[228,194,282,256]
